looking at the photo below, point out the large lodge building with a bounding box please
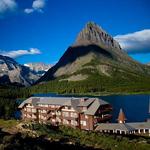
[19,97,112,130]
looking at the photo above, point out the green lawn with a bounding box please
[0,119,18,129]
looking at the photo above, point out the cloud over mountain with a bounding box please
[114,29,150,54]
[0,48,41,58]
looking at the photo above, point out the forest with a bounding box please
[0,86,31,119]
[30,73,150,95]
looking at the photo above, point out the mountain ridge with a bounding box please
[0,55,51,86]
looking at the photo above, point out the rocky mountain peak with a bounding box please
[37,22,150,85]
[75,22,121,50]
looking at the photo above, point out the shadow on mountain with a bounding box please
[38,44,113,82]
[0,129,99,150]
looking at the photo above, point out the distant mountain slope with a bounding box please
[0,55,50,86]
[24,63,52,77]
[37,22,150,85]
[147,63,150,66]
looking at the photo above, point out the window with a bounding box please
[63,119,69,125]
[56,117,61,122]
[56,111,61,116]
[51,119,56,122]
[62,112,69,117]
[27,108,31,112]
[85,115,88,119]
[80,121,86,126]
[71,120,77,126]
[51,112,55,115]
[32,109,36,113]
[41,110,47,113]
[41,115,46,120]
[40,104,48,107]
[32,115,36,119]
[70,112,78,118]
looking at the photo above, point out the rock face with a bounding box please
[75,22,121,50]
[0,55,47,86]
[37,22,150,83]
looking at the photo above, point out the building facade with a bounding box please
[19,97,112,130]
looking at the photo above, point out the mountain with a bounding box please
[38,22,150,82]
[0,55,44,86]
[147,63,150,66]
[24,63,52,77]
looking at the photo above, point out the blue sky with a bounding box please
[0,0,150,64]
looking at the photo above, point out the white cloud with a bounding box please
[114,29,150,54]
[24,8,34,14]
[24,0,46,14]
[0,0,17,14]
[33,0,45,10]
[0,48,41,58]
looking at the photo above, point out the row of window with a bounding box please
[24,114,36,119]
[37,104,60,108]
[25,108,36,113]
[62,112,78,118]
[24,113,87,127]
[62,119,78,126]
[25,107,89,120]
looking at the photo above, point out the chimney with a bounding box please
[117,108,126,124]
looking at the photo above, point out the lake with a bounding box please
[34,93,150,123]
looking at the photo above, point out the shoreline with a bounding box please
[33,91,150,97]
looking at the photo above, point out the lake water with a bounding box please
[34,93,150,123]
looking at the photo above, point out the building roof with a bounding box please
[96,123,135,132]
[77,98,95,107]
[85,98,109,115]
[95,122,150,132]
[127,122,150,129]
[18,96,109,115]
[18,97,40,108]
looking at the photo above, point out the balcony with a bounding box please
[36,106,58,110]
[94,114,112,123]
[61,115,78,120]
[26,111,34,115]
[46,113,56,120]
